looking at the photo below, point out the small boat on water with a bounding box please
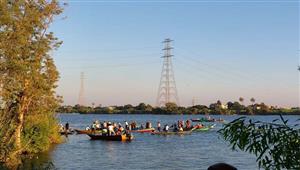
[151,127,197,135]
[75,129,91,134]
[151,130,193,135]
[191,118,224,123]
[193,124,215,132]
[87,134,134,141]
[74,129,103,134]
[129,128,155,133]
[194,127,210,132]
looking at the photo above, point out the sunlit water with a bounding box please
[16,114,300,170]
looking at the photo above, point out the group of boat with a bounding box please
[59,118,221,142]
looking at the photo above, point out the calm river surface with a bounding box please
[23,114,299,170]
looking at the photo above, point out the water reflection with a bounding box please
[20,153,56,170]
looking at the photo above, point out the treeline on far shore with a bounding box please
[57,101,300,115]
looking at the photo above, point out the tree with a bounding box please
[219,116,300,169]
[145,104,153,112]
[250,97,256,114]
[250,97,255,104]
[165,102,178,114]
[239,97,244,105]
[259,102,270,114]
[136,103,146,111]
[209,102,226,115]
[124,104,133,110]
[0,1,63,166]
[227,101,234,110]
[231,102,244,114]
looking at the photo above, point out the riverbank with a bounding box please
[57,102,300,115]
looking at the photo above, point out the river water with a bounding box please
[19,114,300,170]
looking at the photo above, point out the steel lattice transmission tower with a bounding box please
[156,38,179,107]
[78,72,85,106]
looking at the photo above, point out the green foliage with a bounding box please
[0,0,64,166]
[219,116,300,169]
[164,102,179,114]
[57,102,300,115]
[22,113,61,154]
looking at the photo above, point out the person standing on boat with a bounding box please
[91,121,96,131]
[103,121,107,129]
[108,122,115,136]
[95,120,101,130]
[65,122,69,131]
[114,123,119,133]
[157,121,161,132]
[125,121,129,130]
[179,120,184,129]
[117,125,124,135]
[186,120,191,129]
[172,122,178,132]
[140,123,144,129]
[163,124,169,132]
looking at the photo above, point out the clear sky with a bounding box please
[51,0,299,107]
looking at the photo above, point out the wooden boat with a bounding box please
[75,129,103,134]
[191,118,224,123]
[75,129,91,134]
[129,128,155,133]
[151,130,192,135]
[87,134,134,141]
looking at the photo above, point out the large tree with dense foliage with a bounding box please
[0,0,63,167]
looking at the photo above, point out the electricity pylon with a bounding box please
[156,38,179,107]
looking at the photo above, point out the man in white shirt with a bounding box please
[125,121,129,130]
[164,124,169,132]
[108,123,115,136]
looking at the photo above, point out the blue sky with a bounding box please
[51,0,299,107]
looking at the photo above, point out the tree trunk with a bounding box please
[15,93,28,152]
[15,110,24,151]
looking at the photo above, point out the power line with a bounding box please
[59,61,160,70]
[175,49,294,91]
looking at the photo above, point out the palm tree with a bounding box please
[239,97,244,105]
[250,98,256,114]
[250,98,255,105]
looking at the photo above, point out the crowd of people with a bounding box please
[160,119,202,132]
[85,120,127,136]
[81,119,204,135]
[59,118,209,136]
